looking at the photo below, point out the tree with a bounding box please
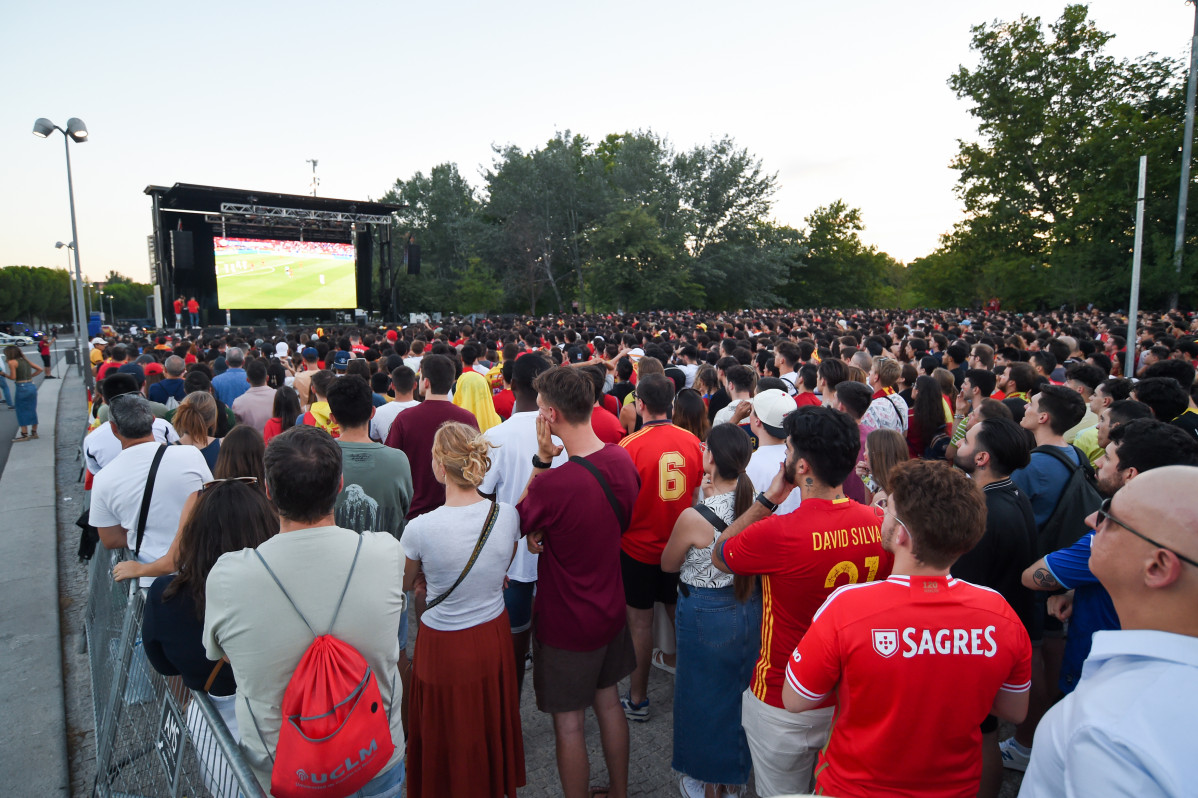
[380,162,480,311]
[454,257,504,315]
[946,5,1195,309]
[785,201,899,308]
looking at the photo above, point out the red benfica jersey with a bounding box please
[618,421,703,564]
[722,497,892,708]
[787,575,1032,798]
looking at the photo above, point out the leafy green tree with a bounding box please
[946,4,1194,309]
[785,201,899,308]
[454,257,504,315]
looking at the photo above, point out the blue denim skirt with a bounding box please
[14,382,37,427]
[672,583,762,786]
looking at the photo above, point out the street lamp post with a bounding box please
[33,117,92,390]
[55,241,79,374]
[106,294,115,325]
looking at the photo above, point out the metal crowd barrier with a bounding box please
[84,545,265,797]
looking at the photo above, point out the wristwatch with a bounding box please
[531,454,553,469]
[755,492,778,512]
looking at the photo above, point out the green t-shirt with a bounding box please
[334,440,414,539]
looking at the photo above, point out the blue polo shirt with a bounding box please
[1045,531,1120,694]
[211,367,249,407]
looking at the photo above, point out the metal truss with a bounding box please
[219,203,394,225]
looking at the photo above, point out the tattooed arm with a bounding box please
[1021,557,1062,591]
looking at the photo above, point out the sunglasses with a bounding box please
[203,476,259,490]
[1097,498,1198,569]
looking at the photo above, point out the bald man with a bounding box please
[1020,466,1198,797]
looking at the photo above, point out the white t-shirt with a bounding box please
[369,399,419,443]
[746,443,802,515]
[89,441,212,586]
[84,418,180,475]
[779,371,799,396]
[403,355,423,374]
[477,410,567,582]
[677,362,699,389]
[401,501,519,631]
[713,398,748,427]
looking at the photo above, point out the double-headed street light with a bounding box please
[34,117,92,390]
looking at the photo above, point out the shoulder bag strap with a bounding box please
[202,657,228,693]
[570,455,628,531]
[425,501,500,611]
[693,502,729,533]
[134,445,168,557]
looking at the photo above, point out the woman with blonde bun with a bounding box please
[402,421,525,797]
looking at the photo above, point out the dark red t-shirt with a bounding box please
[517,445,640,651]
[385,400,479,519]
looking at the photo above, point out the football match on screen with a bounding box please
[213,237,357,310]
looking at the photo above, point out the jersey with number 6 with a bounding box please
[722,497,892,708]
[618,421,704,565]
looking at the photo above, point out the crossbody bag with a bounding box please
[425,501,501,611]
[570,455,628,531]
[678,503,730,598]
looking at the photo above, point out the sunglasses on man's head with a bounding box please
[1096,497,1198,569]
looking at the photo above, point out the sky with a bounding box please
[1,0,1194,284]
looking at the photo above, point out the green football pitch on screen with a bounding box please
[213,237,357,310]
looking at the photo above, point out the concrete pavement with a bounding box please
[0,350,72,796]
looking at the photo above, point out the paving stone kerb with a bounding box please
[0,354,69,796]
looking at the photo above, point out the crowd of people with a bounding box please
[82,305,1198,797]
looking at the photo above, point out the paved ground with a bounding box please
[0,347,69,796]
[54,361,95,796]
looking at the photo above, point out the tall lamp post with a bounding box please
[54,241,80,373]
[106,294,116,325]
[33,117,92,390]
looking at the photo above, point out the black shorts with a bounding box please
[980,714,998,734]
[620,550,679,610]
[532,623,637,714]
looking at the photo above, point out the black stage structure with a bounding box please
[145,183,405,327]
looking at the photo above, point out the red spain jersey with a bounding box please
[786,575,1032,798]
[618,421,703,564]
[721,497,892,708]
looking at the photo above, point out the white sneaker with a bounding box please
[678,775,705,798]
[999,736,1031,772]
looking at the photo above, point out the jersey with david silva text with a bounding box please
[722,497,892,708]
[786,576,1032,798]
[618,421,703,564]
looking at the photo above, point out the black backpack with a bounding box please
[1030,445,1102,559]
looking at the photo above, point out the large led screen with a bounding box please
[213,237,356,309]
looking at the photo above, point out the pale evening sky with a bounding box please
[1,0,1193,284]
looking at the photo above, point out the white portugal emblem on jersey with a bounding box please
[872,629,899,658]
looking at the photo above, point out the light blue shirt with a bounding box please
[211,367,249,407]
[1019,629,1198,798]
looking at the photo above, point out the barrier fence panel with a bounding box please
[84,544,264,798]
